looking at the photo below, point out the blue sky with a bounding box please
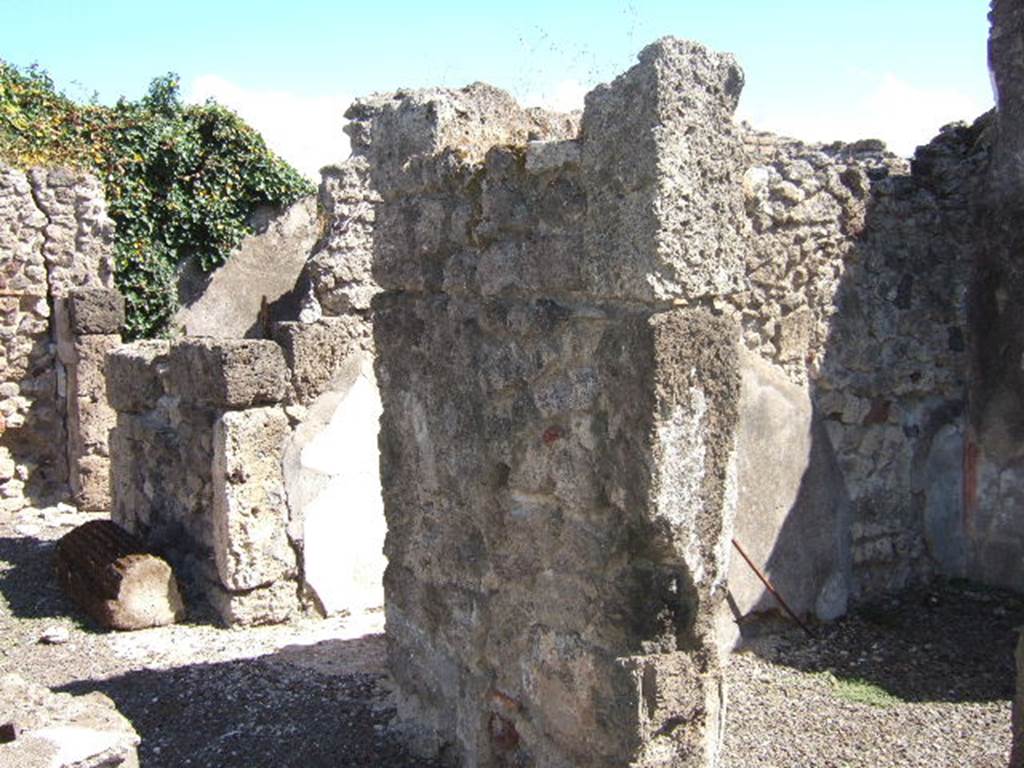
[1,1,994,177]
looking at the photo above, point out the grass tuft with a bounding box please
[817,672,903,707]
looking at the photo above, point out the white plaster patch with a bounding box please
[300,364,386,615]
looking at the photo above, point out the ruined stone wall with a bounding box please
[366,46,751,767]
[0,165,117,510]
[107,329,387,624]
[108,337,304,624]
[819,126,983,592]
[970,0,1024,594]
[362,29,1008,763]
[107,160,386,623]
[728,125,984,599]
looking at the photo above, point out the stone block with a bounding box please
[105,340,170,413]
[207,578,299,627]
[71,453,111,512]
[0,673,140,768]
[346,82,578,183]
[581,38,748,303]
[72,334,123,402]
[166,338,287,409]
[174,197,319,338]
[68,288,124,335]
[212,407,293,593]
[69,395,114,458]
[273,317,372,404]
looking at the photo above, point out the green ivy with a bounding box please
[0,62,314,339]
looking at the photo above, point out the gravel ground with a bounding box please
[721,580,1020,768]
[0,506,437,768]
[1,504,1018,767]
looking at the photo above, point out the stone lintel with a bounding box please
[166,338,288,409]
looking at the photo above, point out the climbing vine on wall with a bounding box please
[0,62,314,339]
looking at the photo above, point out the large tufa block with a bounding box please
[206,405,301,626]
[166,338,288,409]
[273,317,372,404]
[105,340,170,414]
[207,578,299,627]
[211,406,296,596]
[67,287,125,335]
[346,83,580,296]
[70,453,113,513]
[70,334,124,407]
[582,38,749,303]
[346,82,578,178]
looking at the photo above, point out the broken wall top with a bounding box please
[353,37,752,307]
[989,0,1024,200]
[345,81,579,170]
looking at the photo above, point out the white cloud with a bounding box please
[523,78,588,114]
[187,75,351,181]
[738,73,990,157]
[182,70,987,179]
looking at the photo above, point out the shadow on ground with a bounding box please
[0,535,78,622]
[57,634,437,768]
[749,579,1024,704]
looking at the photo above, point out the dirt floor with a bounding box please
[721,580,1019,767]
[0,505,1018,767]
[0,507,437,768]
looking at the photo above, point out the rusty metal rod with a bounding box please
[731,537,816,639]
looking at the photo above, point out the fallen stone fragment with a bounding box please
[0,722,19,743]
[55,519,185,630]
[38,626,69,645]
[0,673,139,768]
